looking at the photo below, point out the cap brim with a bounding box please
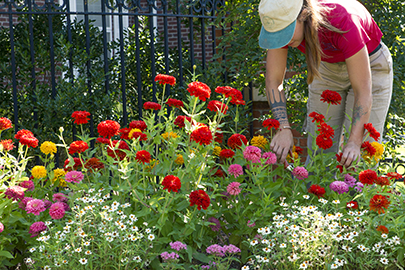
[259,20,296,50]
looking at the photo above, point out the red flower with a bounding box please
[359,169,378,185]
[143,101,161,110]
[386,172,402,180]
[375,176,390,186]
[129,131,148,141]
[376,225,389,234]
[215,86,234,96]
[317,122,334,138]
[0,139,15,151]
[308,112,325,123]
[174,115,191,128]
[96,137,110,144]
[161,175,181,193]
[135,150,151,164]
[15,129,34,140]
[262,119,280,131]
[189,189,210,210]
[69,141,89,155]
[227,134,248,149]
[214,130,223,144]
[155,74,176,86]
[64,157,82,171]
[71,111,90,125]
[212,168,225,178]
[0,117,12,131]
[166,98,184,108]
[129,120,147,132]
[219,149,235,159]
[15,130,38,148]
[119,128,131,140]
[84,157,104,171]
[207,100,228,114]
[308,184,325,198]
[191,126,213,146]
[294,146,304,155]
[320,90,342,105]
[361,141,376,156]
[107,140,130,161]
[346,201,358,209]
[215,86,245,105]
[369,194,390,214]
[97,120,120,138]
[187,81,211,101]
[364,123,380,141]
[316,134,333,150]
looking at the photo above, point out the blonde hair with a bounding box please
[298,0,346,84]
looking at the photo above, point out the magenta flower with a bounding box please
[354,182,364,192]
[64,170,84,183]
[208,217,221,232]
[25,199,46,216]
[160,251,180,262]
[330,181,349,194]
[247,220,256,227]
[18,197,33,210]
[243,145,262,163]
[228,164,243,178]
[19,180,35,191]
[227,182,241,196]
[292,166,308,180]
[4,186,25,201]
[43,199,52,209]
[52,193,68,202]
[169,241,187,251]
[49,202,66,219]
[29,221,47,237]
[262,151,277,165]
[344,174,357,188]
[206,244,225,257]
[223,244,241,254]
[0,222,4,233]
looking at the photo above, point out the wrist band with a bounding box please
[280,126,291,130]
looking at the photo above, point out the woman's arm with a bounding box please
[265,48,293,163]
[341,46,372,167]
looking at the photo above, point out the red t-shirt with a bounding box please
[292,0,382,63]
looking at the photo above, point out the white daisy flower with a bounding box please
[380,258,388,265]
[381,233,388,239]
[62,260,68,264]
[299,262,307,269]
[25,258,33,263]
[262,247,271,253]
[54,262,61,267]
[147,234,155,241]
[74,247,82,253]
[250,239,259,246]
[288,254,298,262]
[85,250,92,255]
[279,243,287,248]
[133,255,142,262]
[145,228,152,234]
[79,258,88,265]
[44,266,51,270]
[303,195,310,199]
[29,247,36,252]
[330,263,339,269]
[332,200,340,204]
[241,266,250,270]
[83,241,90,246]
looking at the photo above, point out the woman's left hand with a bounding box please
[340,141,361,168]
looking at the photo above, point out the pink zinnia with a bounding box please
[4,186,25,201]
[247,220,256,227]
[29,221,47,237]
[228,164,243,178]
[227,182,241,196]
[0,222,3,233]
[206,244,225,257]
[292,166,309,180]
[49,202,66,219]
[169,241,187,251]
[262,152,277,165]
[43,199,52,209]
[25,199,46,216]
[64,170,84,183]
[18,197,33,210]
[19,180,35,191]
[243,146,262,163]
[52,193,68,202]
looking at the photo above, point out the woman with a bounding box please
[258,0,393,167]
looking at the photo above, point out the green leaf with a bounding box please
[192,252,210,264]
[0,251,14,259]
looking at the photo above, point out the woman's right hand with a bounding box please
[270,128,294,164]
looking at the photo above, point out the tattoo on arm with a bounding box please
[267,88,288,125]
[352,104,367,126]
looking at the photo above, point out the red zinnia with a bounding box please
[376,225,389,234]
[219,149,235,159]
[96,137,110,144]
[346,201,358,209]
[189,189,210,210]
[374,176,390,186]
[71,111,90,125]
[0,139,15,151]
[294,146,304,155]
[190,126,213,146]
[155,74,176,86]
[212,168,225,178]
[359,169,378,185]
[119,128,131,140]
[166,98,184,108]
[262,119,280,131]
[308,184,326,198]
[15,129,34,140]
[364,123,380,141]
[15,129,38,148]
[215,86,234,96]
[68,141,89,155]
[317,122,334,138]
[161,175,181,193]
[129,131,148,141]
[386,172,402,180]
[214,130,223,144]
[64,157,82,171]
[369,194,390,214]
[135,150,151,164]
[308,112,325,123]
[174,115,191,128]
[207,100,228,114]
[129,120,147,132]
[0,117,12,131]
[361,141,376,156]
[227,134,248,149]
[320,90,342,105]
[107,140,130,161]
[316,134,333,150]
[97,120,120,138]
[143,101,161,110]
[215,86,245,105]
[84,157,104,171]
[187,81,211,101]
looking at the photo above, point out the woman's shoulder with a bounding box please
[320,0,370,29]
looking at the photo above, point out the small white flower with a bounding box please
[62,260,68,264]
[279,243,287,248]
[381,233,388,239]
[79,258,88,265]
[241,266,250,270]
[106,236,114,242]
[262,247,271,253]
[88,188,95,193]
[75,247,82,253]
[145,228,152,234]
[380,258,388,265]
[25,258,33,263]
[83,241,90,246]
[299,262,307,269]
[29,247,36,252]
[85,250,92,255]
[147,234,155,241]
[250,239,259,246]
[45,221,52,226]
[44,266,51,270]
[332,200,340,204]
[54,262,61,267]
[330,263,339,269]
[288,254,298,262]
[303,195,310,199]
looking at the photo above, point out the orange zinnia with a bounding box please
[369,194,390,214]
[376,225,389,234]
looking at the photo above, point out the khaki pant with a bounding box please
[305,43,393,154]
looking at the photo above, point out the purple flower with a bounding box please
[18,197,33,210]
[262,151,277,165]
[292,166,309,180]
[169,241,187,251]
[43,199,52,209]
[0,222,4,233]
[226,182,241,196]
[208,217,221,232]
[354,182,364,193]
[19,180,35,191]
[223,244,241,254]
[160,251,179,262]
[243,146,262,163]
[4,186,25,201]
[52,193,68,202]
[64,170,84,183]
[228,164,243,178]
[206,244,225,257]
[29,221,47,237]
[49,202,66,219]
[25,199,46,216]
[329,181,349,194]
[344,174,357,188]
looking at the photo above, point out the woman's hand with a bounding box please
[270,129,294,163]
[340,141,361,168]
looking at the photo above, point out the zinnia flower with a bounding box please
[49,202,66,219]
[15,129,38,148]
[207,100,228,114]
[376,225,389,234]
[361,141,376,159]
[0,139,14,151]
[0,222,3,233]
[346,201,358,209]
[292,166,309,180]
[52,193,68,202]
[0,117,12,131]
[174,154,184,165]
[18,197,33,210]
[344,174,357,187]
[135,150,151,164]
[227,182,241,196]
[161,131,178,140]
[31,166,47,179]
[187,81,211,101]
[52,168,67,187]
[71,111,91,125]
[212,168,225,178]
[155,74,176,86]
[19,180,35,191]
[316,134,333,150]
[68,140,89,155]
[128,129,147,141]
[227,134,247,149]
[189,189,210,210]
[371,141,384,161]
[64,170,84,183]
[40,141,57,155]
[375,176,390,186]
[161,175,181,193]
[84,157,104,171]
[25,199,46,216]
[386,172,402,180]
[213,146,221,156]
[208,217,221,232]
[262,119,280,131]
[190,126,213,146]
[317,122,334,138]
[214,130,223,144]
[29,221,47,237]
[143,101,161,110]
[308,111,325,123]
[354,182,364,193]
[243,146,262,163]
[320,90,342,105]
[107,140,130,160]
[174,115,191,128]
[263,151,277,165]
[166,98,184,108]
[250,135,268,148]
[219,149,235,159]
[228,164,243,178]
[364,123,380,141]
[369,194,390,214]
[97,120,120,138]
[64,157,82,171]
[329,181,349,194]
[5,186,25,201]
[129,120,147,131]
[215,87,245,105]
[119,127,131,140]
[359,169,378,185]
[308,184,325,198]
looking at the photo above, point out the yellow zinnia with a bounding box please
[40,141,57,155]
[251,135,268,149]
[371,142,384,161]
[31,166,47,179]
[52,168,67,187]
[213,146,221,156]
[174,154,184,165]
[161,131,178,140]
[128,128,142,139]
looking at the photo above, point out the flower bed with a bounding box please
[0,74,404,270]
